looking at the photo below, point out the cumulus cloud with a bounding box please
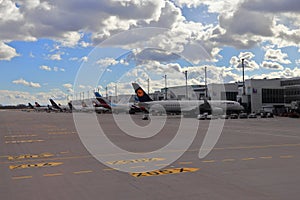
[0,42,19,61]
[62,83,73,93]
[230,52,260,71]
[264,49,291,64]
[49,53,62,60]
[39,65,51,71]
[261,61,284,70]
[96,57,119,67]
[12,78,41,88]
[252,67,300,79]
[79,56,88,62]
[243,0,300,13]
[0,88,70,105]
[62,83,72,88]
[53,67,59,72]
[39,65,64,72]
[173,0,203,8]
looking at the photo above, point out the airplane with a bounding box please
[69,97,110,113]
[80,98,110,113]
[28,102,51,112]
[49,99,72,112]
[94,92,141,114]
[132,83,244,116]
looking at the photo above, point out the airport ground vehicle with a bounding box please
[248,113,257,118]
[239,113,248,119]
[230,113,238,119]
[197,113,208,120]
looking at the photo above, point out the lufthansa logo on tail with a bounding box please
[137,89,144,97]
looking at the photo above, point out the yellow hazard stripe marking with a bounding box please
[106,157,165,165]
[9,162,63,170]
[8,153,54,161]
[131,168,199,178]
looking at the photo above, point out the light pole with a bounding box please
[204,66,208,98]
[147,78,150,94]
[163,75,167,100]
[105,86,108,99]
[184,70,188,99]
[242,58,245,95]
[115,84,118,103]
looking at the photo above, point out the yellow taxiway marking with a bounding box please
[48,132,76,135]
[5,140,44,144]
[60,151,69,154]
[73,170,93,174]
[130,166,145,169]
[0,155,8,158]
[179,162,193,165]
[241,157,256,161]
[202,160,216,163]
[155,164,169,167]
[8,153,54,161]
[280,155,294,159]
[12,176,33,180]
[131,168,199,178]
[103,168,119,171]
[214,143,300,151]
[259,156,273,159]
[4,134,37,138]
[222,159,236,162]
[9,162,63,170]
[106,157,165,165]
[43,173,63,177]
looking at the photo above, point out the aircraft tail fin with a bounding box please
[49,99,62,111]
[35,102,41,107]
[94,92,111,109]
[68,102,74,110]
[28,103,34,109]
[94,92,102,98]
[132,83,153,102]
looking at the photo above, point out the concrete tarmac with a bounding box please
[1,110,300,200]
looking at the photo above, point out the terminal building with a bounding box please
[151,77,300,114]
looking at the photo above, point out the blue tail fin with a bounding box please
[132,83,153,102]
[94,92,102,98]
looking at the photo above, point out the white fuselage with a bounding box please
[139,100,243,115]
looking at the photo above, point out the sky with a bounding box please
[1,0,300,105]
